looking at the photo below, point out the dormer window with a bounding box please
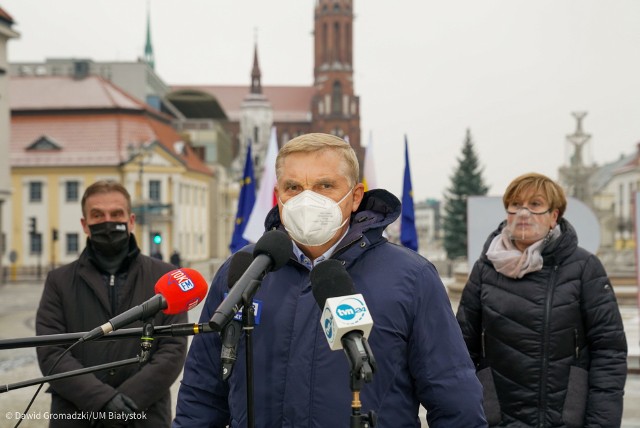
[27,136,62,151]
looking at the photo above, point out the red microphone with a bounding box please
[156,268,208,314]
[82,268,208,342]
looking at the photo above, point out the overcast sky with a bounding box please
[3,0,640,202]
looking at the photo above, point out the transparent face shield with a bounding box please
[505,206,551,242]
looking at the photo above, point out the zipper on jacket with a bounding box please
[538,265,558,427]
[481,329,486,359]
[109,274,116,315]
[574,328,579,360]
[332,234,364,258]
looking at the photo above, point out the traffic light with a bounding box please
[52,228,59,241]
[153,232,162,245]
[28,217,37,235]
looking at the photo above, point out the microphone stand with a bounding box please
[1,321,156,394]
[0,323,216,350]
[342,336,378,428]
[240,279,261,428]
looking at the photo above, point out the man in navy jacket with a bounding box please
[174,133,486,427]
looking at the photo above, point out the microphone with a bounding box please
[311,260,376,386]
[209,230,291,331]
[82,268,208,342]
[311,260,374,351]
[220,251,254,380]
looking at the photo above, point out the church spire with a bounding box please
[144,4,155,70]
[251,32,262,94]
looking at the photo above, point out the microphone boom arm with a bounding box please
[0,323,216,350]
[1,321,162,394]
[1,357,140,394]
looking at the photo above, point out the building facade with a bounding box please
[0,7,18,282]
[6,74,212,270]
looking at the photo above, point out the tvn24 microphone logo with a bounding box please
[336,298,368,322]
[323,311,334,339]
[323,297,368,340]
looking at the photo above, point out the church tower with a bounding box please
[238,41,273,184]
[312,0,363,170]
[144,6,155,70]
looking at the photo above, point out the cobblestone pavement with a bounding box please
[0,281,638,427]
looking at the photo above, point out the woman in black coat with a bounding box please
[456,172,627,427]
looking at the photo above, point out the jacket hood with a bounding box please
[479,217,579,265]
[261,189,401,257]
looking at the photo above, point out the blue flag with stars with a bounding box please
[401,136,418,251]
[229,143,256,253]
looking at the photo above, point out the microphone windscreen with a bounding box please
[310,259,355,309]
[228,252,253,289]
[253,230,291,271]
[155,268,208,315]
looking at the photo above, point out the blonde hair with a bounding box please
[503,172,567,219]
[275,133,359,186]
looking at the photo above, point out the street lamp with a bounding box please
[127,142,153,223]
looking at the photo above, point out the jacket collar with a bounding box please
[79,234,142,314]
[263,189,401,263]
[481,217,578,265]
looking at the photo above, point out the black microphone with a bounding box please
[220,251,254,380]
[311,260,376,384]
[209,230,291,331]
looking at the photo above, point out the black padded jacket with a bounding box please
[456,218,627,427]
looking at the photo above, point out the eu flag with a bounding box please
[401,136,418,251]
[229,143,256,253]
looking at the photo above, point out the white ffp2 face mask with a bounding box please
[280,188,353,247]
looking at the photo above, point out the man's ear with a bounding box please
[351,183,365,212]
[81,218,90,236]
[129,213,136,233]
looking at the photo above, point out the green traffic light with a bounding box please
[153,234,162,245]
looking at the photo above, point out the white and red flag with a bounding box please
[243,126,279,243]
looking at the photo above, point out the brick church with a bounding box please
[169,0,363,181]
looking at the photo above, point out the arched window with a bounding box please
[323,23,328,63]
[334,22,341,62]
[332,81,343,114]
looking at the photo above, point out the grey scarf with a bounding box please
[486,225,561,279]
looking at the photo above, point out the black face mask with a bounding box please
[89,221,130,257]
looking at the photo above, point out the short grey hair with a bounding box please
[275,133,359,187]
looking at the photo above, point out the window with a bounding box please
[149,180,161,202]
[27,136,61,151]
[30,233,42,254]
[332,81,343,114]
[66,181,79,202]
[334,22,341,62]
[29,182,42,202]
[66,233,79,254]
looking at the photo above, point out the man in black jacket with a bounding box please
[36,180,187,427]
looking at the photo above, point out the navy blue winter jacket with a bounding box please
[173,189,486,428]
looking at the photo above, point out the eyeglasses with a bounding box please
[506,205,551,216]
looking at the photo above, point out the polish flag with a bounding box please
[243,126,279,243]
